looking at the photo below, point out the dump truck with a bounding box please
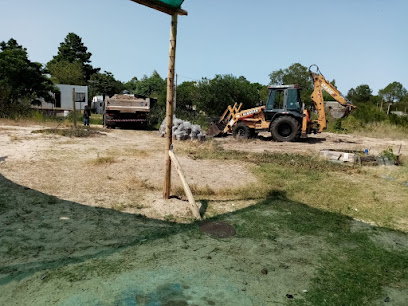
[103,94,154,129]
[207,65,356,141]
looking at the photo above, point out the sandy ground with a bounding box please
[1,123,407,222]
[0,124,259,222]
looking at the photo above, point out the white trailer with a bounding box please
[33,84,88,116]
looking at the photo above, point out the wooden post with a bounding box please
[163,13,178,199]
[72,88,77,128]
[169,150,201,220]
[174,73,177,111]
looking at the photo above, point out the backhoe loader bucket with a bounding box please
[325,102,352,119]
[207,119,226,137]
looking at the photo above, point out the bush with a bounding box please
[351,104,387,124]
[388,114,408,127]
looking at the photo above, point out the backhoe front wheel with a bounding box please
[233,123,251,139]
[270,116,300,142]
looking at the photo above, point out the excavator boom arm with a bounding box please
[309,66,356,132]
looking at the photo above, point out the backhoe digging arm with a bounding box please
[309,65,356,132]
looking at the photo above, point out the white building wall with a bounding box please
[57,84,88,111]
[37,84,88,111]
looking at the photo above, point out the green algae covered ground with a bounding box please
[1,174,408,305]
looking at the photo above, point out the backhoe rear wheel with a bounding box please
[233,123,251,139]
[270,116,299,142]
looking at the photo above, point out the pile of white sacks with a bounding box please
[159,117,206,141]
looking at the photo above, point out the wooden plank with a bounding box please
[169,150,201,220]
[72,88,77,128]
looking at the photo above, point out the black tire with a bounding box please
[104,114,114,129]
[270,116,300,142]
[249,128,258,139]
[233,123,251,139]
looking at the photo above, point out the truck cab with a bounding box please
[264,85,302,121]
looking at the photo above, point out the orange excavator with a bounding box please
[207,65,356,142]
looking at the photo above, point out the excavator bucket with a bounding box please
[325,102,352,119]
[207,119,226,137]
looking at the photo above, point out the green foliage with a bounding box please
[380,148,397,161]
[47,33,99,83]
[124,71,167,128]
[124,72,267,126]
[388,113,408,127]
[269,63,313,104]
[0,38,56,118]
[90,71,124,97]
[351,103,387,124]
[194,74,264,117]
[47,60,86,85]
[347,84,373,103]
[125,70,166,100]
[379,81,407,103]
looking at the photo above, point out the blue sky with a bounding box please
[0,0,407,94]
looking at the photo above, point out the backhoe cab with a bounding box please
[207,65,355,142]
[207,85,304,142]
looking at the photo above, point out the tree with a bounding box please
[130,70,166,99]
[194,74,262,116]
[269,63,313,103]
[379,82,407,104]
[90,71,124,97]
[47,33,99,83]
[347,84,373,103]
[176,81,198,111]
[47,60,86,85]
[0,38,55,116]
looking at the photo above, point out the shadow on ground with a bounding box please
[0,173,190,286]
[1,174,408,305]
[257,135,326,143]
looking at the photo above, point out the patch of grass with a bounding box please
[126,177,156,191]
[8,134,20,142]
[353,122,408,140]
[179,140,350,172]
[173,182,271,201]
[304,237,408,305]
[110,148,151,158]
[32,127,104,138]
[221,197,408,305]
[112,203,126,211]
[90,114,103,125]
[179,140,408,231]
[47,257,131,283]
[93,155,116,165]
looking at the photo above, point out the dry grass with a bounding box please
[125,177,156,191]
[107,148,151,158]
[353,122,408,140]
[173,140,408,231]
[93,155,116,165]
[32,127,105,138]
[172,182,270,201]
[8,134,20,142]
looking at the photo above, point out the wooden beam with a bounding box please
[130,0,188,15]
[169,150,201,220]
[72,88,77,128]
[163,14,178,199]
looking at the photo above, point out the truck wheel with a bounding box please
[103,114,114,129]
[270,116,300,142]
[233,123,251,139]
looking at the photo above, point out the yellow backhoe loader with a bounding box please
[207,65,356,141]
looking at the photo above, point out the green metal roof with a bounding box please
[159,0,184,8]
[131,0,187,15]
